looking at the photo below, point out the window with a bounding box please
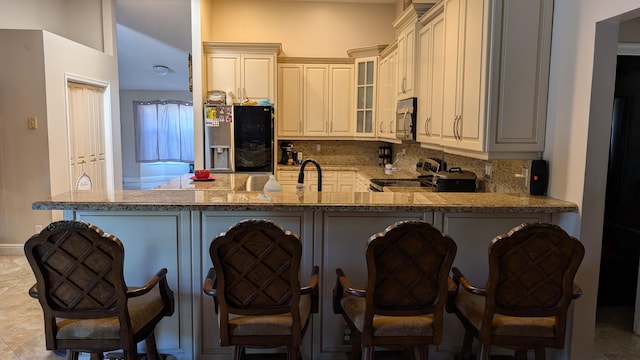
[133,100,194,163]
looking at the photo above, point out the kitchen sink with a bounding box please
[243,174,271,191]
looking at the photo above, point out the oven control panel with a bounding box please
[416,158,444,175]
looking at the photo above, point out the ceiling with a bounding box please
[115,0,192,91]
[115,0,396,92]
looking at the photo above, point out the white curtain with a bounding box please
[134,100,194,162]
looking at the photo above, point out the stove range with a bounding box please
[369,158,443,192]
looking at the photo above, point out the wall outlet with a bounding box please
[484,163,492,179]
[35,224,43,233]
[316,144,321,152]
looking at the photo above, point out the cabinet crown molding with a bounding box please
[347,45,388,58]
[393,2,434,30]
[277,57,354,65]
[203,42,282,55]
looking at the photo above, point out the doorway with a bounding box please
[598,55,640,310]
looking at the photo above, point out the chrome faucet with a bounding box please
[297,159,322,192]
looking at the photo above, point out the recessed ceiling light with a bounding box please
[153,65,170,76]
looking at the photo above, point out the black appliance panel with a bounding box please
[233,106,274,172]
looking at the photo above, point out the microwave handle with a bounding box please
[402,109,410,138]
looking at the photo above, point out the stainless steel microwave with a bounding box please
[396,97,417,141]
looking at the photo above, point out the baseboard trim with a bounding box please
[0,244,24,256]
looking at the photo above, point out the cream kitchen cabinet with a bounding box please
[277,60,354,139]
[354,56,378,138]
[436,0,553,159]
[356,172,370,192]
[393,3,433,100]
[377,45,398,142]
[395,25,417,98]
[203,42,280,105]
[416,7,445,148]
[276,169,341,192]
[277,63,304,137]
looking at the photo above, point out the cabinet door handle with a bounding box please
[390,120,394,133]
[425,118,431,137]
[379,121,385,133]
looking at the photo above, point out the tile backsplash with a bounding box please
[282,140,533,195]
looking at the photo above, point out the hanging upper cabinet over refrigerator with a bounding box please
[203,42,281,105]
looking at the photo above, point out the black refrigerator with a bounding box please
[233,105,274,173]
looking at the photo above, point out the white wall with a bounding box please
[0,0,105,51]
[43,31,122,197]
[0,30,52,251]
[0,0,120,251]
[546,1,640,359]
[202,0,397,57]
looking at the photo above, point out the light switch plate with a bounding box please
[28,117,37,129]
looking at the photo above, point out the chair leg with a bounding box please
[534,348,546,360]
[124,348,138,360]
[363,346,374,360]
[347,331,362,360]
[65,350,80,360]
[145,332,161,360]
[456,330,474,360]
[232,346,241,360]
[286,346,301,360]
[415,345,429,360]
[477,343,490,360]
[515,349,527,360]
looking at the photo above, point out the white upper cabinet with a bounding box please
[328,64,354,137]
[277,59,354,139]
[203,42,281,105]
[377,46,399,142]
[416,8,445,147]
[393,3,433,100]
[425,0,553,159]
[277,63,304,137]
[303,64,330,137]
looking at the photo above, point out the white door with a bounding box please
[67,82,107,191]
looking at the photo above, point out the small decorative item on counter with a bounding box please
[194,169,211,180]
[263,175,282,192]
[384,163,395,175]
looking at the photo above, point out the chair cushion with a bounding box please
[341,296,434,336]
[454,290,556,337]
[56,286,166,340]
[227,294,312,336]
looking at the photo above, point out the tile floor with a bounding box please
[1,255,638,360]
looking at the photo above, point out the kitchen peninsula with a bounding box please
[33,172,577,360]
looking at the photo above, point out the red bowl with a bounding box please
[194,169,211,179]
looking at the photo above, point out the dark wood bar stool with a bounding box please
[333,220,457,360]
[448,222,585,360]
[24,220,175,360]
[203,219,319,360]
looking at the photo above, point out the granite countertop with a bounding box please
[32,171,578,213]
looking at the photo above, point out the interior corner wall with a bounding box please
[42,31,122,196]
[545,1,640,359]
[202,0,396,58]
[0,30,53,252]
[120,90,194,180]
[0,0,106,52]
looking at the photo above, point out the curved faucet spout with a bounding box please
[297,159,322,192]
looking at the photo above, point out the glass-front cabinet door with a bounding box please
[354,57,377,138]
